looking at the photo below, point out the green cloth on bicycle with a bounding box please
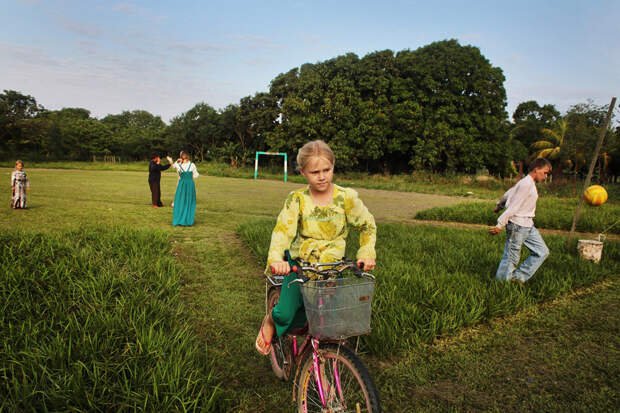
[267,185,377,337]
[272,271,308,337]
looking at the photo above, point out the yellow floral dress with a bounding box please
[267,184,377,336]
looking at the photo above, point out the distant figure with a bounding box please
[148,153,174,208]
[489,158,552,284]
[11,160,30,209]
[172,151,199,226]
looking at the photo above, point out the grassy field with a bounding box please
[238,220,620,354]
[4,159,618,201]
[415,199,620,234]
[1,167,618,412]
[376,278,620,412]
[0,228,220,411]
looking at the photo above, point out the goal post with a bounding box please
[254,151,288,182]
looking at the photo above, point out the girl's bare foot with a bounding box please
[255,313,275,355]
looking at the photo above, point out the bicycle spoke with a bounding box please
[299,346,378,413]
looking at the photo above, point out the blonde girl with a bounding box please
[255,140,377,355]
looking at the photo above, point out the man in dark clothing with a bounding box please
[149,153,174,207]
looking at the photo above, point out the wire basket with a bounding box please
[300,277,375,339]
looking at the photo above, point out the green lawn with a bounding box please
[1,167,618,412]
[5,159,618,201]
[238,220,620,354]
[415,198,620,234]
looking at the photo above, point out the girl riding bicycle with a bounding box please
[255,140,377,355]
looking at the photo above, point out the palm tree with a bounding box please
[530,118,569,179]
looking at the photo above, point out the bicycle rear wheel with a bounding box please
[267,287,292,381]
[297,343,381,413]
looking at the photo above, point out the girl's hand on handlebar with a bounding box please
[356,258,376,271]
[270,261,291,275]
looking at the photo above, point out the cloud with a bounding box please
[244,56,275,67]
[111,2,167,24]
[0,43,66,67]
[230,34,285,51]
[112,2,139,13]
[59,17,103,38]
[0,41,229,121]
[166,41,230,54]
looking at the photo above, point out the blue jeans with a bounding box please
[495,222,549,282]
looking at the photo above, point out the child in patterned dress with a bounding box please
[11,160,30,209]
[255,140,377,355]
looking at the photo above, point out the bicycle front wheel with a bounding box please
[297,343,381,413]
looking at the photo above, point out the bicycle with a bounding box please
[265,251,381,413]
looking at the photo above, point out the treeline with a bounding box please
[1,39,618,178]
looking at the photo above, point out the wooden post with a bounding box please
[566,97,616,247]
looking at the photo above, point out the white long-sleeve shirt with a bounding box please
[496,174,538,229]
[173,161,199,178]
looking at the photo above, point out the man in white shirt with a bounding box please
[490,158,552,284]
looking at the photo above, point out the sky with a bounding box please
[1,0,619,123]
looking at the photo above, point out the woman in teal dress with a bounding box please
[172,151,199,226]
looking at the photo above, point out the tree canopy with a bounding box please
[2,41,617,180]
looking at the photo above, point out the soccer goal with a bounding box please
[254,151,288,182]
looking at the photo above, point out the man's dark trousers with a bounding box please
[150,182,163,206]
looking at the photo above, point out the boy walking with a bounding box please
[490,158,552,284]
[149,153,174,208]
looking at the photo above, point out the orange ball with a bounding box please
[584,185,608,206]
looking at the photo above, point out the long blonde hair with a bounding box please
[296,140,335,171]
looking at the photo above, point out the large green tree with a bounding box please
[0,90,46,157]
[101,110,166,160]
[164,103,220,162]
[219,92,279,166]
[511,100,560,150]
[399,40,508,173]
[266,40,508,174]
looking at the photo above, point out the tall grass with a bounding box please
[0,227,220,411]
[415,198,620,234]
[237,220,620,355]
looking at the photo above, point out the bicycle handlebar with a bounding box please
[267,250,375,288]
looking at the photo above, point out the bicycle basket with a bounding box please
[300,277,375,339]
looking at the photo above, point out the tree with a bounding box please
[164,103,219,162]
[511,101,560,149]
[608,125,620,182]
[564,100,617,183]
[101,110,166,160]
[0,90,45,157]
[219,93,280,167]
[266,41,508,174]
[530,117,569,179]
[401,40,508,173]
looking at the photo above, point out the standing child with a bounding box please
[255,140,377,355]
[489,158,552,284]
[172,151,199,226]
[11,160,30,209]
